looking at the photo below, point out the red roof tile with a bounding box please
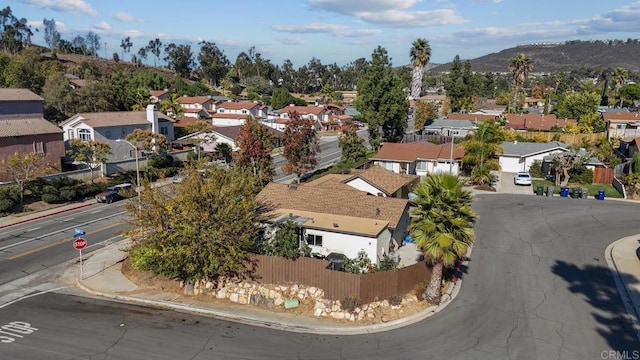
[371,142,464,162]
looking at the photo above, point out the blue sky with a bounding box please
[8,0,640,68]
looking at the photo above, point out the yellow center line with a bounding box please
[6,222,124,260]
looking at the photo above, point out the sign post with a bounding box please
[73,237,87,279]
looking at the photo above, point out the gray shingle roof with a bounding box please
[0,118,62,137]
[500,141,568,157]
[0,88,43,102]
[424,119,477,129]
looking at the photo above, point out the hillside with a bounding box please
[429,40,640,73]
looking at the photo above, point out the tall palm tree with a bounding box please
[409,174,477,304]
[508,53,533,113]
[462,120,504,171]
[159,94,184,118]
[612,67,628,107]
[409,38,431,133]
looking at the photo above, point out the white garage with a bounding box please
[499,141,568,173]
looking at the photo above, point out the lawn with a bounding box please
[531,179,624,199]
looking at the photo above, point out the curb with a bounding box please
[604,237,640,342]
[75,255,469,335]
[0,202,94,230]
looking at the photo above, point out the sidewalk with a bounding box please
[605,235,640,340]
[71,241,462,335]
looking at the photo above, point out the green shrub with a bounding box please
[147,154,174,169]
[0,198,15,213]
[528,160,543,178]
[0,185,21,202]
[41,193,62,204]
[42,185,59,195]
[47,177,80,189]
[568,167,593,185]
[58,187,78,201]
[24,178,47,198]
[340,297,362,313]
[77,183,104,198]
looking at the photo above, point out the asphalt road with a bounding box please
[1,194,638,359]
[0,201,130,286]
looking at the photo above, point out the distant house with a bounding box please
[176,96,216,118]
[0,88,65,182]
[149,90,169,104]
[446,112,499,122]
[423,119,477,138]
[257,182,410,262]
[499,141,568,173]
[187,124,284,152]
[276,105,325,130]
[307,165,419,198]
[370,142,465,176]
[603,112,640,140]
[212,101,265,126]
[60,105,175,162]
[504,114,576,132]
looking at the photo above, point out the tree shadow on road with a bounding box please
[552,260,640,352]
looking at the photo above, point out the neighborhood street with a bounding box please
[1,194,638,359]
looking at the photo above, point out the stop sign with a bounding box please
[73,237,87,250]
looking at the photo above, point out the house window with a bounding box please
[242,110,247,114]
[219,109,225,113]
[307,234,323,247]
[67,129,74,139]
[78,129,91,141]
[616,124,627,129]
[416,160,428,171]
[33,141,44,154]
[160,127,168,135]
[379,162,394,171]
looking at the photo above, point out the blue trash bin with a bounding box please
[597,189,605,201]
[560,187,569,197]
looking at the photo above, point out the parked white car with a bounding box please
[514,172,533,186]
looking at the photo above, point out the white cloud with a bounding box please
[308,0,419,15]
[92,21,110,32]
[280,37,305,45]
[272,23,380,37]
[21,0,97,17]
[113,12,136,22]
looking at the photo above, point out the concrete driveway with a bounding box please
[496,172,536,195]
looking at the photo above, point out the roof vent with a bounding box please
[288,184,298,190]
[375,208,381,216]
[333,223,339,228]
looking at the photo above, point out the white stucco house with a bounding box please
[499,141,568,173]
[257,182,410,264]
[423,119,477,138]
[369,142,465,176]
[211,101,266,126]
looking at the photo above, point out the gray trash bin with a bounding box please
[546,186,554,197]
[581,187,588,199]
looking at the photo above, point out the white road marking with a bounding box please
[90,210,103,214]
[25,227,41,232]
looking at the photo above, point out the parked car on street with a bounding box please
[514,172,533,186]
[95,183,133,203]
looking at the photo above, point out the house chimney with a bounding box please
[147,104,159,134]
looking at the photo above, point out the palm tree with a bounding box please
[612,67,628,107]
[508,53,533,113]
[409,174,477,304]
[159,94,184,118]
[409,38,431,133]
[462,120,504,178]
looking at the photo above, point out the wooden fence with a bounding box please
[250,255,432,303]
[593,167,614,184]
[515,132,606,145]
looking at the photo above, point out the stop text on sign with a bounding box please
[0,321,38,344]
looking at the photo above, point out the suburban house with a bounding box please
[306,165,419,198]
[185,124,284,152]
[603,112,640,140]
[446,112,499,122]
[276,105,325,129]
[370,142,465,176]
[257,182,410,263]
[0,88,65,182]
[504,114,576,132]
[499,141,568,173]
[60,105,175,162]
[212,101,265,126]
[423,119,477,138]
[149,90,169,104]
[176,96,216,118]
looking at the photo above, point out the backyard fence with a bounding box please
[593,167,614,184]
[515,132,606,145]
[250,255,432,303]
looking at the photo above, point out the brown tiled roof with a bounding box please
[176,96,213,105]
[216,101,260,111]
[173,117,210,129]
[505,114,576,131]
[0,118,62,137]
[278,105,325,115]
[603,112,640,122]
[371,142,464,162]
[149,90,168,97]
[70,111,172,128]
[0,88,43,102]
[305,174,353,187]
[70,79,92,88]
[257,182,408,229]
[212,113,253,120]
[346,165,418,196]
